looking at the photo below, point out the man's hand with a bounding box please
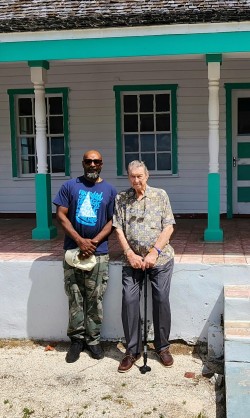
[126,250,144,269]
[78,238,98,257]
[141,250,158,270]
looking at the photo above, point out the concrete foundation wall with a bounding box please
[0,261,249,343]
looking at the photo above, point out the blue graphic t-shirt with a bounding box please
[53,176,117,253]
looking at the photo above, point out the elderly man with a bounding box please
[53,150,117,363]
[113,160,175,373]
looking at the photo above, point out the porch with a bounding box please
[0,216,249,343]
[0,216,249,265]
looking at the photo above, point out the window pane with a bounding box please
[156,133,171,151]
[125,153,139,170]
[156,114,170,131]
[21,137,35,154]
[49,97,63,115]
[156,94,170,112]
[157,153,171,170]
[140,94,153,112]
[47,156,51,173]
[52,156,65,173]
[18,98,32,116]
[141,134,155,152]
[141,153,155,170]
[140,114,154,132]
[49,116,63,134]
[238,98,250,134]
[21,156,36,174]
[19,117,33,134]
[124,134,139,152]
[124,115,138,132]
[124,95,137,113]
[51,137,65,154]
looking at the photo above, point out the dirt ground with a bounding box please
[0,340,226,418]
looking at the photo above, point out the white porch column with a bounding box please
[29,61,57,240]
[208,61,220,173]
[30,66,48,173]
[204,55,223,242]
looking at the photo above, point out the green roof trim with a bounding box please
[1,31,250,62]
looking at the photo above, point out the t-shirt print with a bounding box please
[76,190,103,226]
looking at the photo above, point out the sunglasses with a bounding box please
[83,159,103,165]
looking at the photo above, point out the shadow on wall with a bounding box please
[198,289,224,344]
[102,263,154,343]
[170,265,225,344]
[27,260,126,342]
[27,260,68,341]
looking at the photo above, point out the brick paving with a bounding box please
[0,217,250,264]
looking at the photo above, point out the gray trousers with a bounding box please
[122,258,174,355]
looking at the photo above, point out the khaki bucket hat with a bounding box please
[65,248,96,271]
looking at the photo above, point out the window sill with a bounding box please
[12,175,71,181]
[117,174,179,178]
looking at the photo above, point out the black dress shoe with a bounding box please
[86,343,104,360]
[65,339,84,363]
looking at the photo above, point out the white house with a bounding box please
[0,2,250,349]
[1,1,250,242]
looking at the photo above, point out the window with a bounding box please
[8,88,69,177]
[238,97,250,135]
[113,85,178,175]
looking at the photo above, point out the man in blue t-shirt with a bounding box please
[53,150,117,363]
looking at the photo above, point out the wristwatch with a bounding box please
[153,246,162,256]
[149,246,162,257]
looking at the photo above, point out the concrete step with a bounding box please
[224,285,250,323]
[225,361,250,418]
[224,285,250,418]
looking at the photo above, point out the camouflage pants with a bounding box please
[63,254,109,345]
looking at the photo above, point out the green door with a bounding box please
[232,91,250,214]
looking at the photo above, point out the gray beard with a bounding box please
[86,172,99,180]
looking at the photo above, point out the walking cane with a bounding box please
[140,269,151,374]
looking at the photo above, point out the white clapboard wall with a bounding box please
[0,57,248,214]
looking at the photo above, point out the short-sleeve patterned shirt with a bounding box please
[113,185,175,266]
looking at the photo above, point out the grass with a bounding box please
[101,395,112,401]
[22,407,35,418]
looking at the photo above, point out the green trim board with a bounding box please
[206,54,222,64]
[114,88,122,176]
[28,60,50,70]
[63,89,70,176]
[8,92,18,177]
[225,83,250,218]
[1,31,250,62]
[7,87,70,177]
[32,173,57,239]
[204,173,223,242]
[113,84,178,176]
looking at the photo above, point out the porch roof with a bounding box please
[0,1,250,33]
